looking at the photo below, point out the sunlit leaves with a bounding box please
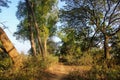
[15,0,58,40]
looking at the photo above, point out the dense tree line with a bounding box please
[60,0,120,60]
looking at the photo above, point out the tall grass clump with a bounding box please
[0,54,59,80]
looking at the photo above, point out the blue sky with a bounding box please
[0,0,30,53]
[0,0,63,53]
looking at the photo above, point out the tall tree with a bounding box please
[60,0,120,59]
[25,0,37,56]
[15,0,58,58]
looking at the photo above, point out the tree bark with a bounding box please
[104,34,110,59]
[43,38,48,57]
[30,27,36,56]
[34,22,44,57]
[0,27,21,67]
[25,0,36,56]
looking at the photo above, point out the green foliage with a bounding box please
[0,57,12,71]
[22,54,58,70]
[61,52,93,66]
[90,48,104,64]
[41,54,59,68]
[15,0,58,55]
[78,53,93,66]
[15,0,58,39]
[59,27,84,56]
[60,0,120,59]
[111,33,120,65]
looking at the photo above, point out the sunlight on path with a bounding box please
[46,63,91,80]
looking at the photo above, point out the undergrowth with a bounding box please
[63,64,120,80]
[0,54,58,80]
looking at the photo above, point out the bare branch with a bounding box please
[110,18,120,24]
[110,26,120,36]
[102,0,111,24]
[0,22,12,34]
[107,0,120,27]
[0,22,8,29]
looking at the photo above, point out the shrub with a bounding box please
[63,65,120,80]
[61,53,93,66]
[0,57,13,70]
[78,53,93,66]
[0,54,59,80]
[88,64,120,80]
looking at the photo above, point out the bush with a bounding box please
[63,65,120,80]
[78,53,93,65]
[88,64,120,80]
[0,54,59,80]
[23,54,58,69]
[61,53,93,66]
[0,57,13,70]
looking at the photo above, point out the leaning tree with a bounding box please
[0,0,21,67]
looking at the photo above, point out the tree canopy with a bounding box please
[60,0,120,59]
[14,0,58,57]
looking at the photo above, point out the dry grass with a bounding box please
[46,63,91,80]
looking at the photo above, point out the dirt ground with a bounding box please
[45,63,91,80]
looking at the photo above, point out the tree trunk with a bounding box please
[43,38,48,58]
[30,27,36,56]
[25,0,36,56]
[104,34,110,59]
[0,27,21,67]
[35,22,44,57]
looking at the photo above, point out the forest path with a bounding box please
[46,63,91,80]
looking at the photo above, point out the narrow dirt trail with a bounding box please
[46,63,91,80]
